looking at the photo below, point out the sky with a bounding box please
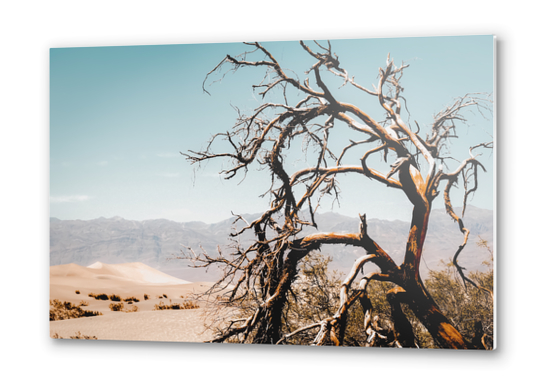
[50,35,494,224]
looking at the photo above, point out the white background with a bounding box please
[0,1,536,382]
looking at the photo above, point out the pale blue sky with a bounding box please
[50,36,494,223]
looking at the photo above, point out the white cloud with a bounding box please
[50,195,92,203]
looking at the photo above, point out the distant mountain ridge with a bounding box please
[50,206,493,281]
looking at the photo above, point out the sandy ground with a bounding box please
[50,262,219,342]
[49,310,214,342]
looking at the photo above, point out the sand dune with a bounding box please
[52,261,191,285]
[50,261,217,342]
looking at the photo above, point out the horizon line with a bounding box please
[49,204,492,225]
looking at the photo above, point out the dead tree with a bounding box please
[182,41,492,348]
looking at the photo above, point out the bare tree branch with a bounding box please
[183,40,493,348]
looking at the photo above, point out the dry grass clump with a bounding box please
[50,300,102,321]
[123,296,139,302]
[109,302,124,311]
[52,332,97,340]
[153,300,200,310]
[88,293,109,300]
[88,293,136,302]
[109,302,139,313]
[180,301,199,309]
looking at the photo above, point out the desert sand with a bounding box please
[50,262,217,342]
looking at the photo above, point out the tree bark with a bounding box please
[397,205,471,348]
[387,287,417,348]
[404,280,470,349]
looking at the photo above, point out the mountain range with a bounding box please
[50,206,493,282]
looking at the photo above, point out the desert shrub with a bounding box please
[276,250,493,348]
[181,300,199,309]
[50,300,102,321]
[109,302,124,311]
[154,300,200,310]
[109,294,121,302]
[163,294,168,299]
[425,261,494,349]
[278,254,345,345]
[276,253,462,347]
[144,294,149,300]
[70,332,98,339]
[75,290,80,294]
[154,301,168,310]
[108,301,140,313]
[52,332,97,340]
[78,300,89,307]
[123,296,139,302]
[88,293,109,300]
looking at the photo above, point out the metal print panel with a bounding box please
[50,36,495,349]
